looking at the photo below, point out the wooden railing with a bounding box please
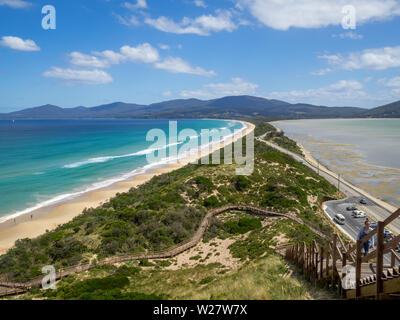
[285,208,400,299]
[285,233,346,289]
[0,204,328,297]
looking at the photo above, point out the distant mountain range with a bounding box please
[1,95,399,120]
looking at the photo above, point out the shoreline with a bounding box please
[0,120,255,255]
[270,120,398,213]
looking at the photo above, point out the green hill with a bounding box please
[0,95,366,120]
[361,100,400,118]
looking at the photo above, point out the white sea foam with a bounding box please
[0,121,247,224]
[63,142,182,169]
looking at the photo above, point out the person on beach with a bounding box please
[357,219,375,256]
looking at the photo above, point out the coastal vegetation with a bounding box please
[255,121,303,156]
[1,121,340,300]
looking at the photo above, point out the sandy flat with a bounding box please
[298,141,398,213]
[0,120,255,255]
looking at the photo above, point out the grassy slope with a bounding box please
[2,121,340,300]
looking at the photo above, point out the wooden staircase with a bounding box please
[284,208,400,299]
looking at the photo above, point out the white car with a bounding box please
[334,214,346,225]
[352,210,366,218]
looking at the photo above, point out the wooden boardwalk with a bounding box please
[0,204,326,298]
[2,204,398,299]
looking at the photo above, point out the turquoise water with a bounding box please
[0,119,243,221]
[274,119,400,206]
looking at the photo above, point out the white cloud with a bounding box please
[145,16,205,35]
[94,50,126,65]
[0,36,39,51]
[268,80,366,104]
[318,54,343,65]
[159,44,170,50]
[48,42,213,85]
[145,10,237,36]
[80,43,159,66]
[194,0,207,8]
[309,68,332,76]
[120,43,160,63]
[42,67,113,85]
[332,31,363,40]
[0,0,31,9]
[114,13,140,26]
[320,46,400,70]
[69,52,110,68]
[122,0,147,10]
[155,57,216,76]
[236,0,400,30]
[181,77,258,98]
[379,76,400,87]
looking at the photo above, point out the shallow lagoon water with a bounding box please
[274,119,400,207]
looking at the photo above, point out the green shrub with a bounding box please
[235,176,251,191]
[203,196,220,208]
[193,176,215,193]
[139,259,155,267]
[199,276,214,285]
[224,217,262,235]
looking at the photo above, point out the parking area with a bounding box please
[324,196,399,264]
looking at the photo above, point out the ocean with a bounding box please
[274,119,400,207]
[0,119,243,222]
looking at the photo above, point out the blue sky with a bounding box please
[1,0,400,112]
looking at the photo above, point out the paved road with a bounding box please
[323,197,395,265]
[256,136,400,236]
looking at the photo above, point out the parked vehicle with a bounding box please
[370,222,377,229]
[360,199,367,205]
[352,210,366,218]
[334,214,346,225]
[346,206,357,211]
[384,229,393,239]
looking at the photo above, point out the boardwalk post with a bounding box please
[313,241,318,281]
[332,234,337,272]
[303,242,307,275]
[392,250,396,268]
[356,240,362,298]
[332,234,337,287]
[300,245,303,265]
[376,221,384,299]
[342,251,347,282]
[307,245,313,279]
[325,243,330,280]
[308,245,313,280]
[311,242,315,280]
[307,245,310,278]
[320,246,324,279]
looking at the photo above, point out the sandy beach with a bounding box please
[0,120,255,255]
